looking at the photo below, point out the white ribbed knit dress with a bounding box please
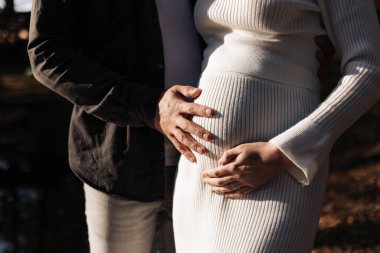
[172,0,380,252]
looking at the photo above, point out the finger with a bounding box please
[315,35,335,57]
[173,127,207,154]
[178,101,214,118]
[176,118,213,141]
[202,163,238,178]
[167,135,197,163]
[224,186,254,199]
[211,181,245,194]
[202,175,240,187]
[172,85,202,99]
[218,147,241,165]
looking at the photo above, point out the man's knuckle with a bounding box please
[236,191,244,196]
[240,165,248,172]
[177,145,186,152]
[172,102,180,111]
[192,144,199,150]
[247,182,256,188]
[174,118,181,126]
[234,174,242,180]
[194,128,201,136]
[181,122,189,131]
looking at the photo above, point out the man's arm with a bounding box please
[28,0,162,128]
[28,0,214,161]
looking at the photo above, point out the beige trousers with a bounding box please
[84,184,163,253]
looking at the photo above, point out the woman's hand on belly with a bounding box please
[201,142,295,198]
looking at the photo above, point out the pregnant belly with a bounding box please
[191,73,320,171]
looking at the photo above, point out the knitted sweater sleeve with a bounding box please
[269,0,380,186]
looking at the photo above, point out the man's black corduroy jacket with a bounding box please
[28,0,177,201]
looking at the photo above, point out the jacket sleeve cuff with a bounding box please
[269,117,333,186]
[142,87,164,129]
[123,79,164,129]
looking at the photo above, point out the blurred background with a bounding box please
[0,1,379,253]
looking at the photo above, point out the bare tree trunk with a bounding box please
[4,0,15,15]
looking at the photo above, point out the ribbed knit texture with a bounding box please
[174,74,328,253]
[173,0,380,252]
[270,0,380,184]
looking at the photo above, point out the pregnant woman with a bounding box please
[173,0,380,252]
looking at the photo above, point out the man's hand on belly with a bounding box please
[155,85,215,163]
[201,142,295,198]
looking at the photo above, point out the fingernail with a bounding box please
[205,109,212,116]
[203,133,211,140]
[196,146,204,154]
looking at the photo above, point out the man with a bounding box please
[28,0,211,252]
[28,0,334,252]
